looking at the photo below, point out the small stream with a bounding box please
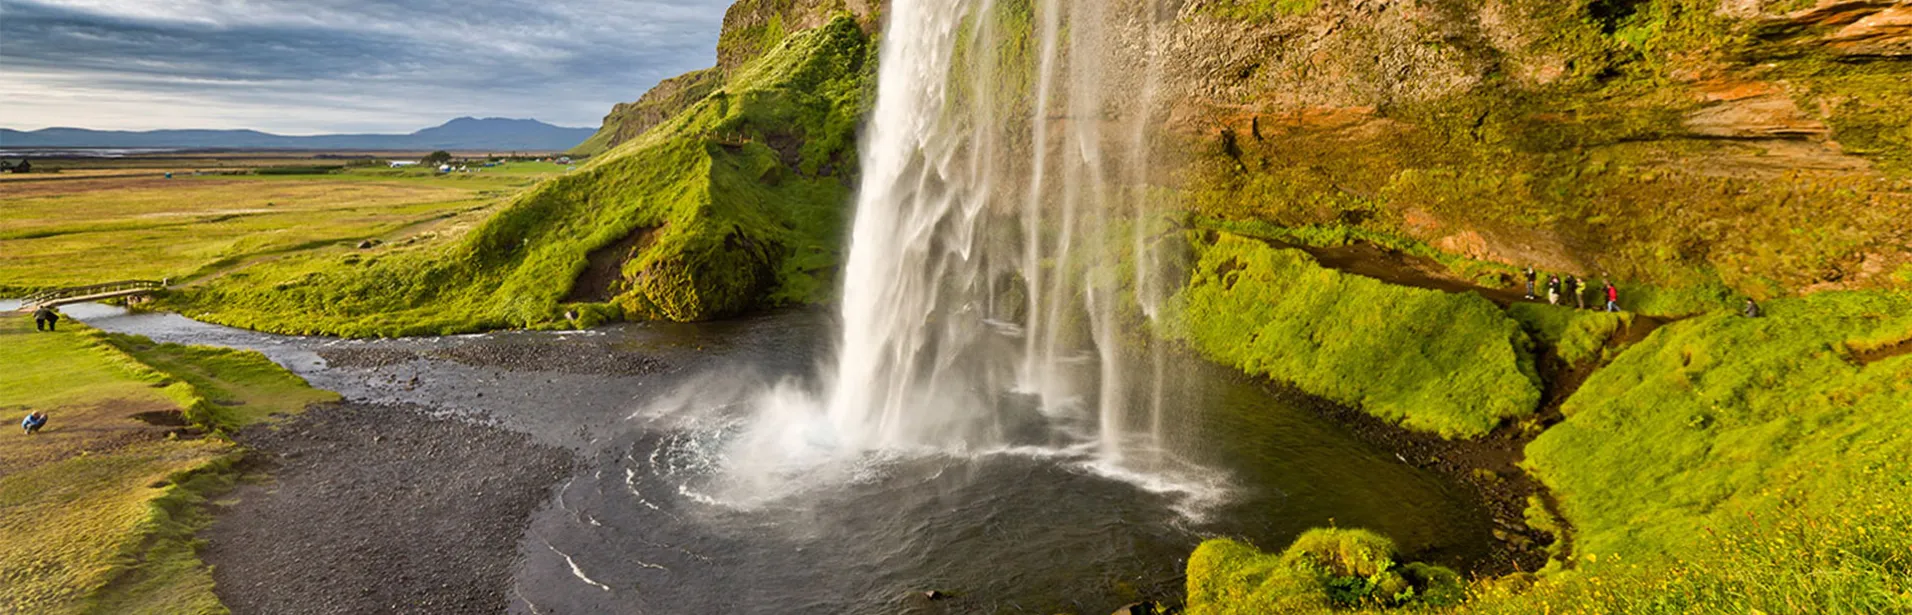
[54,303,1492,614]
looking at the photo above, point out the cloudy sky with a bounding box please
[0,0,732,134]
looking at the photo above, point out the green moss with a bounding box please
[1169,232,1541,439]
[1529,290,1912,560]
[1196,0,1321,22]
[1182,0,1912,306]
[570,67,726,157]
[1506,302,1631,366]
[1281,528,1397,578]
[1186,531,1465,614]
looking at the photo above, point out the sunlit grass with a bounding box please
[1186,290,1912,614]
[0,172,546,293]
[0,315,335,614]
[1170,232,1541,439]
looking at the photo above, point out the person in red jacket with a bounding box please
[1604,280,1620,313]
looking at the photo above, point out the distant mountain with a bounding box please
[0,117,596,151]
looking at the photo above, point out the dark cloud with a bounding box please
[0,0,731,133]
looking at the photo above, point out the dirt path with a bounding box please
[1267,239,1530,305]
[203,403,572,615]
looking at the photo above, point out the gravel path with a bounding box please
[203,402,573,615]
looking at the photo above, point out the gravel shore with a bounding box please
[203,402,573,615]
[318,341,666,376]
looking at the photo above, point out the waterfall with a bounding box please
[748,0,1177,470]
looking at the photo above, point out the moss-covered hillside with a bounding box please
[173,16,873,335]
[1169,0,1912,305]
[571,0,882,157]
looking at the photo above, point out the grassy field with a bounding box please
[0,163,568,294]
[0,316,336,615]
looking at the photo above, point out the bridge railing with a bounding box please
[22,279,167,307]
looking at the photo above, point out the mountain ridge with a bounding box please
[0,117,594,151]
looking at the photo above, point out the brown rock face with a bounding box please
[1826,3,1912,55]
[1756,0,1912,57]
[1683,83,1829,139]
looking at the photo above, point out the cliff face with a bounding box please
[570,68,723,157]
[572,0,1910,311]
[1162,0,1912,303]
[573,0,883,156]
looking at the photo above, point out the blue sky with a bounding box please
[0,0,732,133]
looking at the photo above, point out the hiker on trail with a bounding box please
[1546,275,1561,305]
[1604,280,1620,313]
[1744,298,1762,318]
[1524,267,1538,300]
[33,306,59,332]
[1565,275,1582,309]
[22,411,47,435]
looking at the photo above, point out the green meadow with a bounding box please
[0,316,336,615]
[0,163,566,295]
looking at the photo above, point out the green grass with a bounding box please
[106,337,338,432]
[0,172,549,293]
[0,315,336,614]
[1505,303,1632,366]
[1527,290,1912,562]
[1195,0,1321,22]
[1168,232,1542,439]
[1185,290,1912,614]
[167,16,872,336]
[1186,530,1464,613]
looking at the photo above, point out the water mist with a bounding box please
[740,0,1187,478]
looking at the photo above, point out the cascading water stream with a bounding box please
[742,0,1185,477]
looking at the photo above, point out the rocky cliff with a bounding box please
[580,0,1910,308]
[1163,0,1912,304]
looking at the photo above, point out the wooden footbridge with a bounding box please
[16,280,168,311]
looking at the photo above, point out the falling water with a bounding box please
[750,0,1179,471]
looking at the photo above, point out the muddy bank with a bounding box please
[203,402,573,615]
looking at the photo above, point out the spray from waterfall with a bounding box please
[742,0,1182,472]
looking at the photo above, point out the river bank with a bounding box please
[204,402,572,614]
[29,303,1501,614]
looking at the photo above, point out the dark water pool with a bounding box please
[62,304,1490,614]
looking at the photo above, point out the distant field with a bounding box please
[0,157,569,293]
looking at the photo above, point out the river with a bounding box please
[46,302,1491,614]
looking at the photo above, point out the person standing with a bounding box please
[33,306,59,332]
[1564,275,1582,309]
[1604,280,1620,313]
[1524,267,1538,300]
[1546,275,1561,305]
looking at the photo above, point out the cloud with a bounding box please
[0,0,731,133]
